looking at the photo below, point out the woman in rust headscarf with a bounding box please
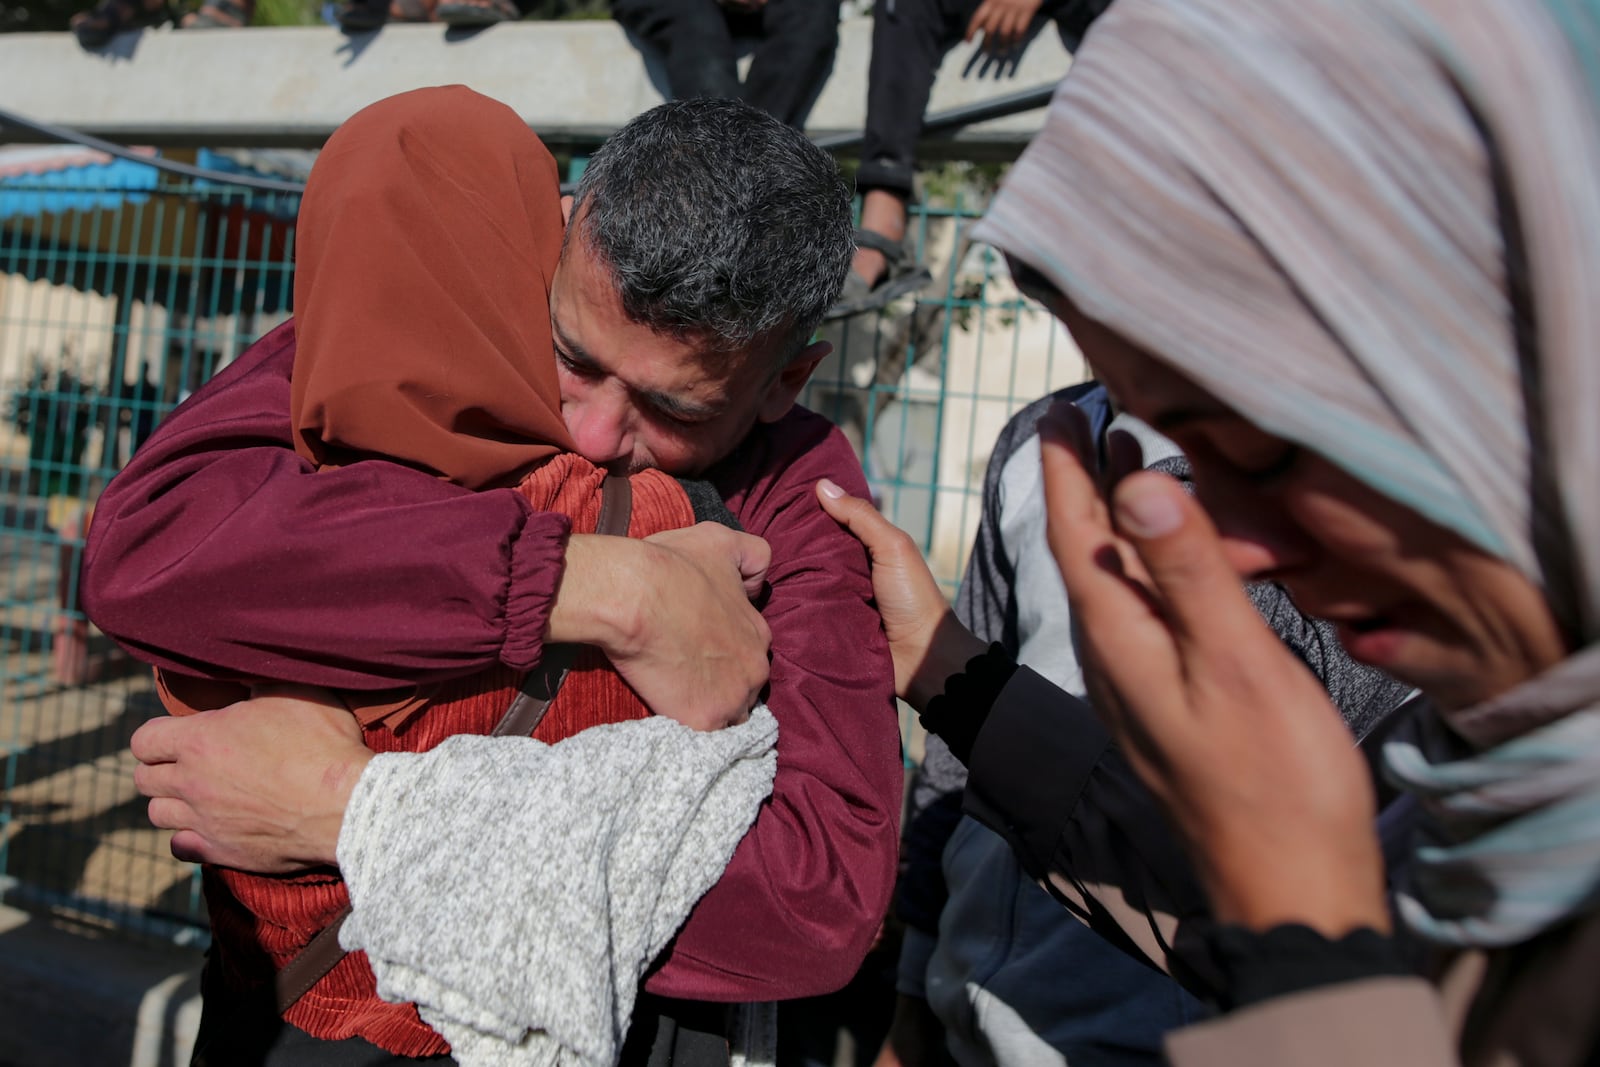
[166,87,715,1061]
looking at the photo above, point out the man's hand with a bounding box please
[131,684,373,872]
[964,0,1042,56]
[816,479,986,711]
[1038,402,1388,937]
[550,524,773,731]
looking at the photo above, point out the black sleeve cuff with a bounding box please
[1205,923,1409,1011]
[960,665,1113,879]
[917,643,1016,766]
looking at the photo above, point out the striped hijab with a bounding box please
[974,0,1600,947]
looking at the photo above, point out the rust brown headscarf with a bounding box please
[162,86,703,726]
[290,84,575,490]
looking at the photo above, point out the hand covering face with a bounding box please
[973,0,1600,949]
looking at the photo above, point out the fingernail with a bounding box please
[818,478,845,500]
[1116,481,1183,538]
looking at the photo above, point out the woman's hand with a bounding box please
[817,479,986,710]
[1039,402,1389,937]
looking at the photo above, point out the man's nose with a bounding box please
[565,394,634,467]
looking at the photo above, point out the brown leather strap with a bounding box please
[595,472,632,539]
[493,475,629,739]
[274,906,352,1014]
[272,474,635,1016]
[490,642,575,739]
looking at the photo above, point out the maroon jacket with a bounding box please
[82,321,902,1001]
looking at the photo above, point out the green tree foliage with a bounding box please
[255,0,320,25]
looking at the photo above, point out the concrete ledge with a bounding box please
[0,904,202,1067]
[0,18,1070,150]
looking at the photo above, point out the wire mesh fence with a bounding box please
[0,167,1084,944]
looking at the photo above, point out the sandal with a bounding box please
[435,0,518,27]
[70,0,171,48]
[824,229,934,321]
[180,0,253,28]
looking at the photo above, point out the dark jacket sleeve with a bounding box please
[961,666,1221,991]
[80,322,572,690]
[645,412,903,1001]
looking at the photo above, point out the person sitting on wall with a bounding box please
[828,0,1109,319]
[611,0,842,129]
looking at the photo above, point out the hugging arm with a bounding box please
[82,322,771,725]
[82,323,571,689]
[128,407,898,1000]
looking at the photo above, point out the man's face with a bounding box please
[549,223,820,476]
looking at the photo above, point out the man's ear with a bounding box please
[758,341,830,423]
[561,195,574,225]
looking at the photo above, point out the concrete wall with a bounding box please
[0,17,1070,149]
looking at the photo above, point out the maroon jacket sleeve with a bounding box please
[644,409,903,1001]
[80,322,572,690]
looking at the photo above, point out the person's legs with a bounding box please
[612,0,742,102]
[850,0,968,286]
[741,0,840,127]
[852,190,909,287]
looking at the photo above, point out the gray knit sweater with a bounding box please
[336,708,780,1067]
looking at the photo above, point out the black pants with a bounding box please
[857,0,1111,197]
[612,0,840,128]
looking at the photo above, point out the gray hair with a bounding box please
[569,98,853,365]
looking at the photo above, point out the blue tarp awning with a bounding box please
[0,146,160,220]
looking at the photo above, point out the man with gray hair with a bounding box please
[85,89,900,1065]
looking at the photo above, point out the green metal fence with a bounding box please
[0,166,1084,944]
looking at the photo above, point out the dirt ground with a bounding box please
[1,495,206,941]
